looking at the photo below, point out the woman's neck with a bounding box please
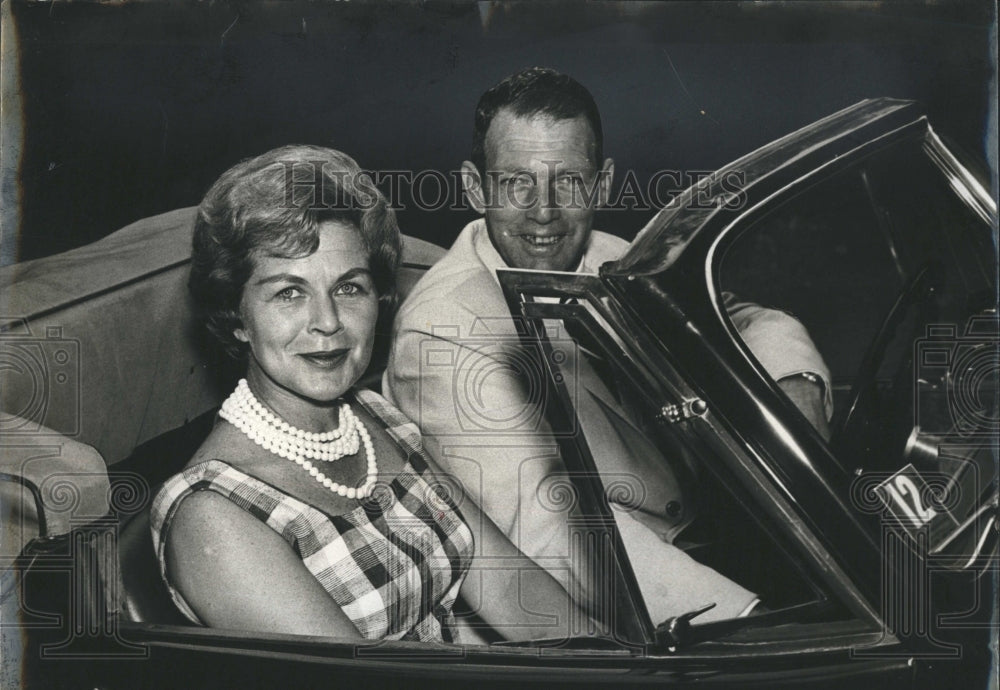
[243,367,346,434]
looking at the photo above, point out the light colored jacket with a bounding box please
[384,219,828,623]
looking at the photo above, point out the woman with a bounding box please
[150,145,586,642]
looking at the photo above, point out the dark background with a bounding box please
[6,0,996,264]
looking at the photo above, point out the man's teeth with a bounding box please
[523,235,562,246]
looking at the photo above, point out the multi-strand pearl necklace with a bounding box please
[219,379,378,499]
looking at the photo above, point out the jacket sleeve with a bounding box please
[383,299,576,574]
[723,292,834,420]
[385,295,761,621]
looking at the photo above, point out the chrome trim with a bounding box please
[922,128,997,226]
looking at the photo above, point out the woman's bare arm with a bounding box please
[165,491,361,638]
[421,456,592,642]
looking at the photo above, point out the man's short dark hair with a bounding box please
[471,67,604,176]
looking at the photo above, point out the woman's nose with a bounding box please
[309,295,342,335]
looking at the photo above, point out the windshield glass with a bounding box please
[611,99,917,277]
[716,134,996,551]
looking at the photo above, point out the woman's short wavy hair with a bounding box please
[189,145,401,359]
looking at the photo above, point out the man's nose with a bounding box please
[309,294,342,335]
[527,181,560,224]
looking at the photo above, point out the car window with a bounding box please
[716,134,996,554]
[501,284,863,650]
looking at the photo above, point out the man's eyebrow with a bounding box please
[489,165,532,174]
[253,267,373,286]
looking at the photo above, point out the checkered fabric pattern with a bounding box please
[150,388,474,642]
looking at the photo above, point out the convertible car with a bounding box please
[1,98,996,689]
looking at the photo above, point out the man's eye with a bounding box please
[503,174,535,189]
[556,175,584,188]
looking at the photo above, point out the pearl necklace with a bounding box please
[224,380,359,460]
[219,379,378,499]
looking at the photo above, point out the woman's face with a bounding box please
[234,220,378,418]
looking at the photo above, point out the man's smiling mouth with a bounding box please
[520,234,564,247]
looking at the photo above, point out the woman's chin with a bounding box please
[294,379,355,405]
[247,371,355,411]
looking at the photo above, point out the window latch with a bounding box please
[656,398,708,424]
[654,602,716,651]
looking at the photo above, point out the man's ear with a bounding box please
[234,327,249,344]
[596,158,615,209]
[460,161,486,215]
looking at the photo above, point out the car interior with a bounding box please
[2,202,838,647]
[512,289,846,633]
[0,206,446,628]
[3,132,994,647]
[718,136,997,565]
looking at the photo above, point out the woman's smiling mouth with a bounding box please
[298,349,350,368]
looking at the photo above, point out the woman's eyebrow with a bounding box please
[253,273,307,286]
[253,267,372,286]
[338,267,373,282]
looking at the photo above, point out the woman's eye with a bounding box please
[275,287,302,301]
[335,282,367,297]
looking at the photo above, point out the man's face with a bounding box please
[464,109,614,272]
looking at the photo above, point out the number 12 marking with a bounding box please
[882,474,937,528]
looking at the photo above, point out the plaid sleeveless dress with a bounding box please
[149,388,474,642]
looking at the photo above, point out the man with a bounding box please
[384,68,830,628]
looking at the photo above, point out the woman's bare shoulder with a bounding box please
[165,490,273,568]
[163,486,359,636]
[183,420,255,470]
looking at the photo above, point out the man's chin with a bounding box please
[536,258,579,272]
[511,251,576,273]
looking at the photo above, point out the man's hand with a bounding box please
[777,373,830,440]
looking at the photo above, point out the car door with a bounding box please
[494,106,995,688]
[496,269,916,689]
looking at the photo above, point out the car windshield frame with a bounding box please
[497,267,889,654]
[699,118,997,553]
[586,99,995,609]
[606,98,995,281]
